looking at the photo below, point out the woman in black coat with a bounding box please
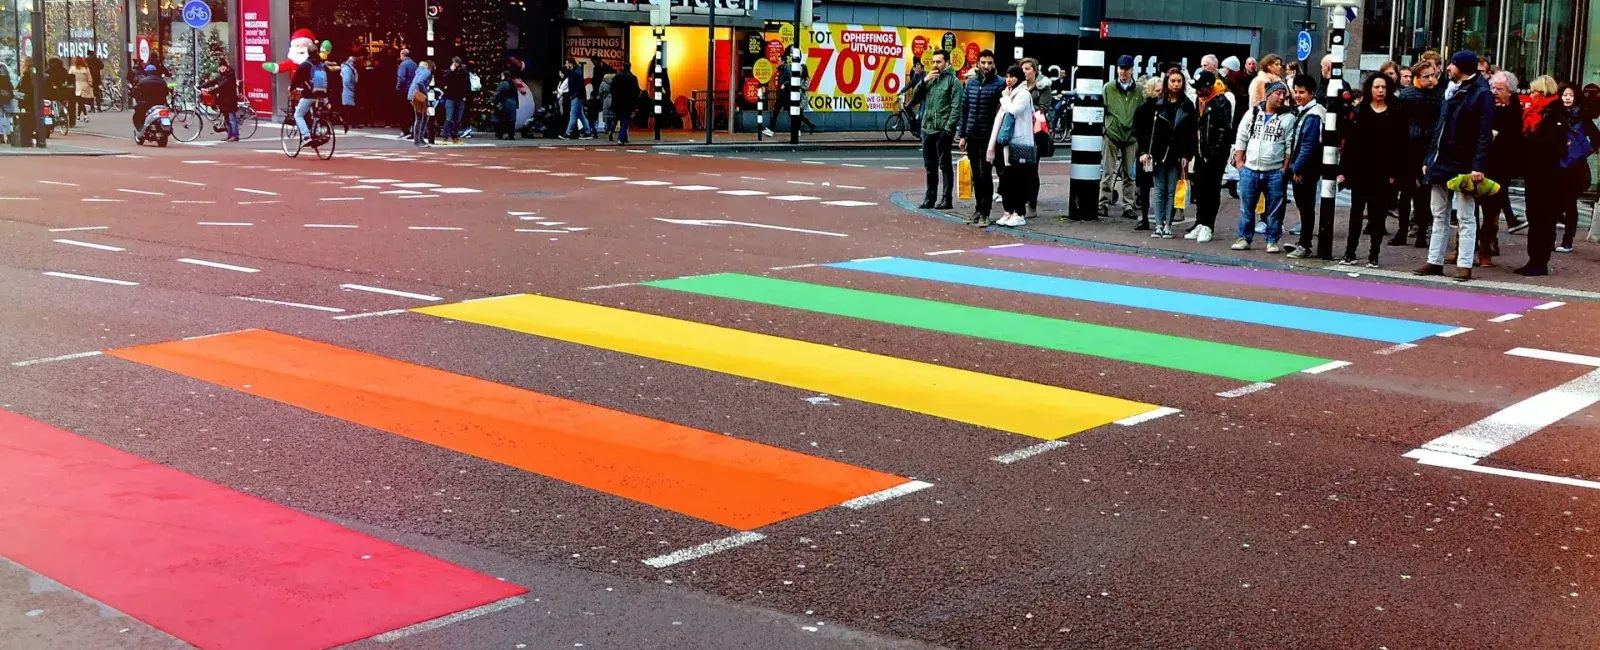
[1517,76,1575,276]
[200,62,240,141]
[1338,73,1408,267]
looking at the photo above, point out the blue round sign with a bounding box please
[1296,30,1313,61]
[182,0,212,29]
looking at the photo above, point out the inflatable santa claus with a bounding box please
[261,28,331,77]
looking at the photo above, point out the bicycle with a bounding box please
[280,97,336,160]
[884,93,921,142]
[196,84,260,139]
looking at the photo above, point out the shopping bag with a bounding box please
[1174,179,1189,210]
[957,155,973,200]
[1255,193,1265,214]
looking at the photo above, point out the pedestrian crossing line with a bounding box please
[108,330,908,531]
[829,258,1459,344]
[414,295,1162,441]
[979,245,1548,314]
[643,274,1333,382]
[0,408,527,650]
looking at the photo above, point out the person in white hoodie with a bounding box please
[1230,80,1298,252]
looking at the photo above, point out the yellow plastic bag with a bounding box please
[1174,179,1190,210]
[957,156,973,200]
[1255,193,1266,214]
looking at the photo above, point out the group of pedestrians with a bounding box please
[1084,48,1594,281]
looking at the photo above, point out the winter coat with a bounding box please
[1194,91,1234,166]
[1524,98,1570,182]
[441,66,471,101]
[1247,71,1280,108]
[564,65,588,101]
[69,65,92,99]
[132,73,169,108]
[395,57,417,94]
[1340,101,1408,188]
[1485,101,1524,182]
[1136,94,1197,166]
[909,68,962,135]
[1027,75,1052,117]
[958,70,1005,141]
[1289,101,1326,178]
[201,69,239,113]
[1424,73,1495,184]
[610,70,639,116]
[1102,77,1142,146]
[1397,84,1443,164]
[1233,101,1299,172]
[341,62,358,106]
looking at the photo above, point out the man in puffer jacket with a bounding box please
[1186,70,1233,243]
[957,50,1004,226]
[1393,53,1443,246]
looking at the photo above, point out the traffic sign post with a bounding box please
[1296,30,1313,61]
[183,0,210,107]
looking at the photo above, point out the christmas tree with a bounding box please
[450,0,506,127]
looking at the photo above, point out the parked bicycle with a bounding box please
[279,96,336,160]
[172,82,260,142]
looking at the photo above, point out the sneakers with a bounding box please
[1133,221,1150,231]
[762,128,775,137]
[1161,227,1176,239]
[1195,225,1214,243]
[1288,223,1302,235]
[1231,238,1250,251]
[1507,221,1529,234]
[997,213,1026,227]
[1150,228,1162,238]
[1265,242,1283,254]
[1556,245,1575,253]
[935,200,953,210]
[1338,256,1357,265]
[1366,261,1381,269]
[452,138,465,145]
[1184,227,1200,240]
[968,214,991,227]
[1286,248,1310,259]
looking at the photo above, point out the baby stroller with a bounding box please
[520,104,566,139]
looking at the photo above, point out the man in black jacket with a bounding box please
[1416,50,1495,282]
[1393,55,1443,246]
[1187,71,1233,243]
[610,63,640,145]
[957,50,1003,226]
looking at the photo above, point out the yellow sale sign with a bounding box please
[798,23,993,113]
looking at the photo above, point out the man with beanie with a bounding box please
[1231,80,1298,252]
[1099,55,1142,220]
[957,50,1004,226]
[1415,50,1494,282]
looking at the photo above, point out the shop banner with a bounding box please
[239,0,273,114]
[800,23,993,113]
[566,27,627,73]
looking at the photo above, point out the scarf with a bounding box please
[1524,94,1556,134]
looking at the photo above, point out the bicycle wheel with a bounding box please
[238,107,261,139]
[280,120,302,158]
[884,114,905,141]
[313,119,336,160]
[172,109,204,142]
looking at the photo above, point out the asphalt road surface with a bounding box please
[0,134,1597,650]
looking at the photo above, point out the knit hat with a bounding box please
[1221,56,1241,72]
[1450,50,1480,74]
[1265,81,1288,97]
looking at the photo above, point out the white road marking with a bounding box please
[768,195,820,201]
[171,200,217,204]
[547,172,583,177]
[197,222,253,226]
[48,226,108,232]
[399,194,442,199]
[800,160,825,165]
[653,218,847,237]
[626,149,647,153]
[740,176,767,181]
[627,180,672,186]
[267,168,295,172]
[1301,360,1353,375]
[42,271,137,286]
[81,198,123,202]
[370,596,527,643]
[1506,347,1600,367]
[841,163,865,168]
[851,256,892,262]
[787,180,816,185]
[305,224,359,229]
[925,249,964,256]
[1435,327,1474,338]
[168,179,206,186]
[431,187,482,194]
[321,197,364,202]
[380,189,422,195]
[54,239,124,251]
[837,185,867,190]
[180,160,217,164]
[642,532,766,569]
[991,441,1070,464]
[989,244,1026,250]
[38,180,79,186]
[719,189,768,196]
[581,282,636,290]
[179,258,260,273]
[769,263,818,270]
[691,154,714,158]
[762,157,783,162]
[1217,382,1275,398]
[586,176,628,181]
[515,229,567,234]
[332,309,409,321]
[1115,406,1182,426]
[839,480,933,509]
[1406,448,1600,490]
[481,165,512,170]
[1535,301,1566,310]
[1489,313,1523,323]
[340,283,442,301]
[11,350,103,367]
[1374,343,1418,355]
[234,296,346,313]
[885,165,910,170]
[408,226,464,231]
[392,182,441,188]
[1414,367,1600,460]
[237,201,280,205]
[235,187,278,195]
[822,200,878,207]
[512,168,549,173]
[359,178,404,183]
[670,185,719,191]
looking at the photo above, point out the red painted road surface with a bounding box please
[0,137,1596,649]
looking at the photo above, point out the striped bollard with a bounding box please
[757,86,765,141]
[653,33,665,141]
[1315,10,1347,260]
[788,45,802,144]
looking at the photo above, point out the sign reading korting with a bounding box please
[796,23,993,113]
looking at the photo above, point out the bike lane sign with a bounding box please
[182,0,212,29]
[1296,30,1312,61]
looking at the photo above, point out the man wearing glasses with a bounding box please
[1392,53,1445,248]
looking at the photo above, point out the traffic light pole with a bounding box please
[1316,4,1349,260]
[1068,0,1105,220]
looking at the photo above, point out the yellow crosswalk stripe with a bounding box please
[415,295,1161,441]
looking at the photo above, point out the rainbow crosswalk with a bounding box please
[8,242,1543,648]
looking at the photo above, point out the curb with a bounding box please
[889,191,1598,303]
[0,145,125,156]
[658,141,920,153]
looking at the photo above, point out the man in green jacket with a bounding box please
[1100,55,1142,219]
[908,49,964,209]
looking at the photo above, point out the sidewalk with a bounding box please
[912,176,1600,298]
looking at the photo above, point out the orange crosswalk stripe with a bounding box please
[109,329,909,530]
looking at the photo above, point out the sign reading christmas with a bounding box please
[238,0,273,114]
[794,24,993,113]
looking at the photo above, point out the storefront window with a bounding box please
[1448,0,1498,62]
[1541,0,1575,81]
[1586,0,1600,83]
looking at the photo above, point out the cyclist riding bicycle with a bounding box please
[290,51,330,147]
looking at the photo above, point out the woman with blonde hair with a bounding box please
[1248,53,1284,107]
[1516,75,1566,276]
[409,60,435,147]
[68,56,93,121]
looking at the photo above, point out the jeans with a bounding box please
[1428,185,1478,269]
[921,131,954,204]
[566,97,591,136]
[618,113,630,142]
[294,98,317,138]
[412,110,430,145]
[1236,167,1286,243]
[1149,162,1182,229]
[224,109,239,139]
[1190,160,1225,229]
[441,98,465,139]
[1099,139,1138,212]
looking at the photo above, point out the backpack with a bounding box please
[310,63,328,96]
